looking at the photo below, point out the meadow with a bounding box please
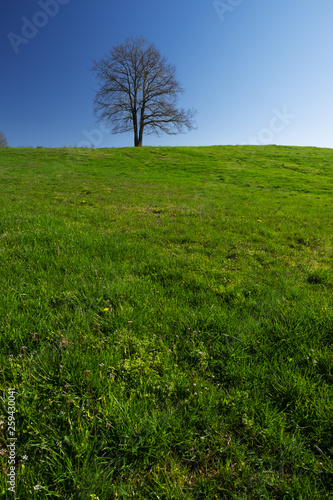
[0,145,332,499]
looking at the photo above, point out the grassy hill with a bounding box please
[0,145,332,499]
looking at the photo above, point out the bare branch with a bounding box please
[91,37,197,146]
[0,131,8,148]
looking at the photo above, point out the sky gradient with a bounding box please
[1,0,333,148]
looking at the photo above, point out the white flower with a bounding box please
[34,485,40,490]
[22,455,28,460]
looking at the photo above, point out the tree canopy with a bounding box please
[91,37,196,147]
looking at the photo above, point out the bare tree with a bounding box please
[0,131,8,147]
[91,37,196,147]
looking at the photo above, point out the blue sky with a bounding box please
[1,0,333,148]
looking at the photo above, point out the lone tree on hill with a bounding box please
[91,37,196,147]
[0,131,8,147]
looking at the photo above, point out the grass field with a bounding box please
[0,145,332,499]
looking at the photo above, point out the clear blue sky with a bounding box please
[1,0,333,148]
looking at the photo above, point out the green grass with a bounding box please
[0,145,332,499]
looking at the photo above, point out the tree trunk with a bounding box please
[133,110,139,146]
[137,108,144,147]
[137,129,143,147]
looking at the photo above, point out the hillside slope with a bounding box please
[0,145,332,499]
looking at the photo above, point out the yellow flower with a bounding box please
[257,219,262,222]
[103,308,109,312]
